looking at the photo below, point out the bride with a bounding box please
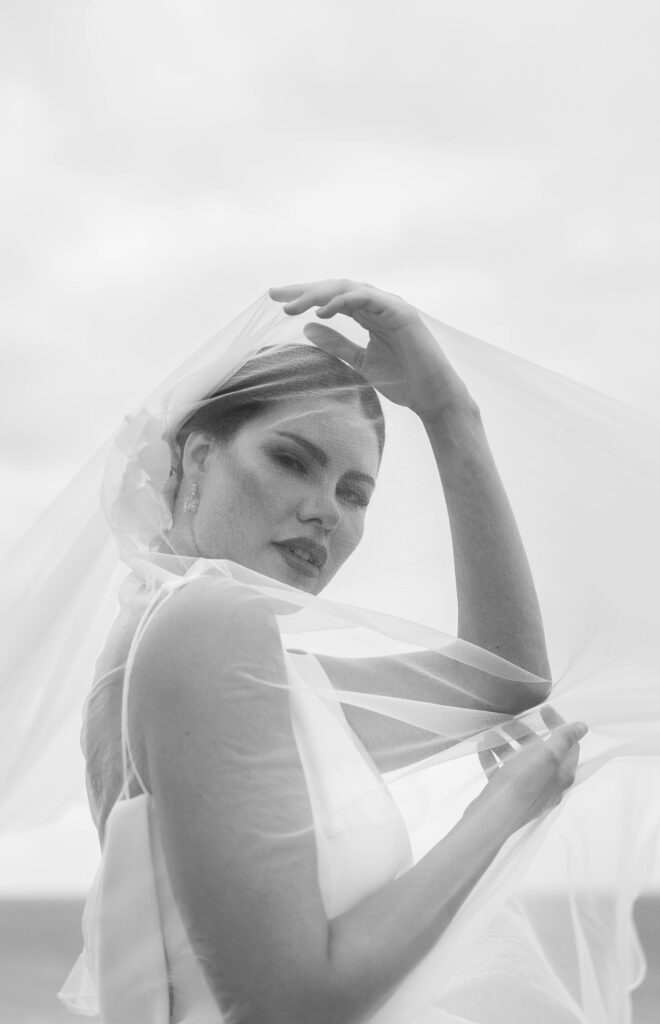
[54,279,657,1022]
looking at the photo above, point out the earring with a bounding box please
[183,482,200,514]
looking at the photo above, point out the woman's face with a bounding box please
[183,395,381,594]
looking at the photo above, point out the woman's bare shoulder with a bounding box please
[135,575,277,673]
[126,575,287,788]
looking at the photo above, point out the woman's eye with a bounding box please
[342,488,370,508]
[272,450,370,507]
[274,452,307,474]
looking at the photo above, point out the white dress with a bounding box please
[58,577,648,1024]
[58,641,414,1023]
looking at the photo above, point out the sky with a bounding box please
[1,0,659,892]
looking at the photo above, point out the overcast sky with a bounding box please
[1,0,659,891]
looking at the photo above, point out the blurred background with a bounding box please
[1,1,659,1020]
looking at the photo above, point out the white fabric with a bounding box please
[0,292,658,1021]
[57,563,658,1023]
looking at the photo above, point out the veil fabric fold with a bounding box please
[2,292,659,1022]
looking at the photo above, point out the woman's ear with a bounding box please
[181,431,216,479]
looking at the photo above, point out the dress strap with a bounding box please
[119,579,185,801]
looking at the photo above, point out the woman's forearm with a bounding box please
[322,785,522,1024]
[421,398,552,683]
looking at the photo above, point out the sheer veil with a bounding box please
[2,291,659,1021]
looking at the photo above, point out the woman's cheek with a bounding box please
[240,462,275,510]
[342,516,365,559]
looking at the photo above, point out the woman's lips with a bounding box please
[272,543,321,578]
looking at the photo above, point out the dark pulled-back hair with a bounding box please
[174,343,386,464]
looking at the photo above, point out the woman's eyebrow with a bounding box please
[273,430,375,487]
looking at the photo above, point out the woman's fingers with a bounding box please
[269,280,394,319]
[478,725,523,766]
[549,721,589,752]
[302,324,364,371]
[478,718,539,777]
[500,719,538,745]
[268,284,309,301]
[539,706,587,766]
[539,705,565,731]
[477,743,500,778]
[269,281,345,301]
[552,725,586,788]
[268,283,326,313]
[316,288,389,320]
[478,706,589,806]
[487,719,538,761]
[269,280,360,314]
[543,719,588,791]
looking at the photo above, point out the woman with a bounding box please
[55,280,656,1023]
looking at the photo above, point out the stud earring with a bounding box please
[183,482,200,514]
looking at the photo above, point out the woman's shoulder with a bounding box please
[128,574,285,721]
[140,574,278,659]
[126,574,292,796]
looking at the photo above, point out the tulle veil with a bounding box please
[2,291,660,1022]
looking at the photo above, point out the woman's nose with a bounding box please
[296,489,341,531]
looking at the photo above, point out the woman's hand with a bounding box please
[269,279,472,418]
[476,706,588,830]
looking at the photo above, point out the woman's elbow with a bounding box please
[510,674,553,715]
[488,662,552,716]
[506,644,553,713]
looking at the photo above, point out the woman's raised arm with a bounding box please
[272,281,552,686]
[127,578,580,1024]
[270,281,551,769]
[317,396,553,772]
[419,387,551,682]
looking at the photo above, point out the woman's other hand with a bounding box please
[269,279,471,418]
[476,706,588,830]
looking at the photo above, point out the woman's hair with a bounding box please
[174,343,386,470]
